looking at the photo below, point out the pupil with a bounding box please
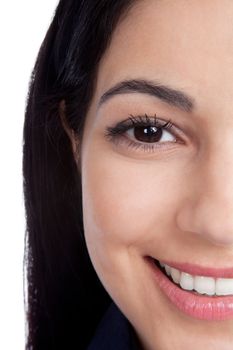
[134,126,162,143]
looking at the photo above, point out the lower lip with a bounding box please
[146,257,233,321]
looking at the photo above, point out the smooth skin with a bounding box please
[64,1,233,349]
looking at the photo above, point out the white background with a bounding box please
[0,1,59,348]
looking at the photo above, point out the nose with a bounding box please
[176,144,233,247]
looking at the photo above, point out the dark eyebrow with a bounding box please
[98,79,195,112]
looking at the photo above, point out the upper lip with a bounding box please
[159,259,233,278]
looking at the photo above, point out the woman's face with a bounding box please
[78,0,233,349]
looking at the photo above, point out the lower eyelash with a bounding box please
[113,137,165,153]
[104,113,179,153]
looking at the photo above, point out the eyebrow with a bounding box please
[98,79,195,112]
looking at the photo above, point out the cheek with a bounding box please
[80,139,191,305]
[81,144,185,259]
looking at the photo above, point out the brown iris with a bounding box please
[134,126,162,143]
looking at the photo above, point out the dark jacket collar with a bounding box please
[87,302,141,350]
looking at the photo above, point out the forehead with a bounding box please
[95,0,233,115]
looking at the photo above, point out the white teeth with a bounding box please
[160,262,233,296]
[194,276,215,295]
[165,264,171,276]
[216,278,233,296]
[170,267,181,284]
[180,272,194,291]
[159,261,165,268]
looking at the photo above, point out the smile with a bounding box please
[159,261,233,296]
[146,256,233,321]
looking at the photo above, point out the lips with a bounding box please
[157,260,233,296]
[159,259,233,278]
[145,256,233,321]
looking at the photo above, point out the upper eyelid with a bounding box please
[129,114,187,137]
[106,114,165,129]
[104,113,189,148]
[106,114,180,135]
[127,114,172,129]
[121,113,168,125]
[126,116,181,141]
[102,113,194,159]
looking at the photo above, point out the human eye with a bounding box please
[104,113,185,154]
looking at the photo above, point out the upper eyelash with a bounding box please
[104,113,173,139]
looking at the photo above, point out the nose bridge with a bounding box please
[210,130,233,188]
[206,144,233,203]
[177,142,233,247]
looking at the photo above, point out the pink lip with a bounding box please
[146,258,233,321]
[160,260,233,278]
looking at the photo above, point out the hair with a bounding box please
[23,1,137,349]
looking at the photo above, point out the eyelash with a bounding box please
[104,113,183,153]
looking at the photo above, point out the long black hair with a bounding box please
[23,1,137,349]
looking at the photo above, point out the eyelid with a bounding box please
[105,113,185,141]
[110,113,169,130]
[104,113,187,154]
